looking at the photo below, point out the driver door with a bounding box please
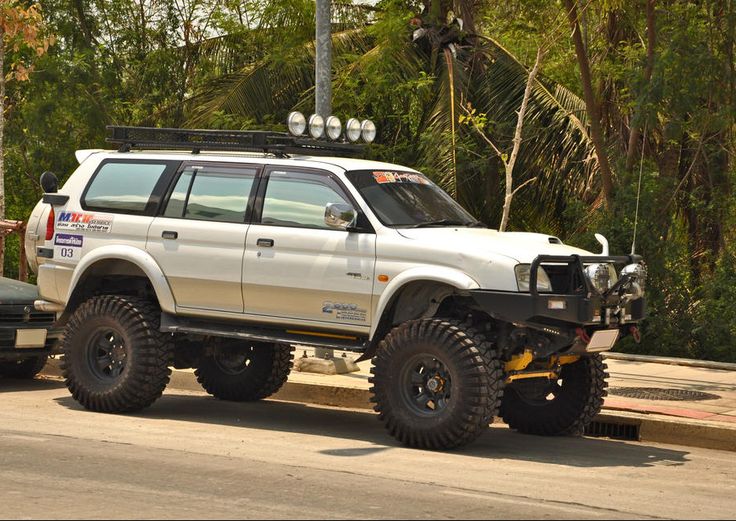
[242,167,376,330]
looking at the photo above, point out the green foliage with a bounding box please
[2,0,735,362]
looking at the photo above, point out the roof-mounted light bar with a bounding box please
[106,125,364,157]
[287,112,376,144]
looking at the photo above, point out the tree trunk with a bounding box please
[499,47,544,232]
[0,31,5,278]
[563,0,616,208]
[625,0,656,172]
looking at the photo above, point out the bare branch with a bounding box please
[459,103,506,161]
[511,176,539,197]
[499,46,545,232]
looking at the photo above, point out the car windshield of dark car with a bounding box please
[346,170,481,228]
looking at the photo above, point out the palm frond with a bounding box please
[186,28,374,127]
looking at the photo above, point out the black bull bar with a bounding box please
[470,254,646,330]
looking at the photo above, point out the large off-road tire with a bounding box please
[370,318,504,450]
[0,355,48,379]
[500,354,608,436]
[61,295,173,413]
[195,340,294,402]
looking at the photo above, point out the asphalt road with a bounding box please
[1,378,734,520]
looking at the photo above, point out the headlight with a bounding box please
[584,263,618,293]
[620,263,646,300]
[621,263,646,288]
[361,119,376,143]
[287,111,306,136]
[325,116,342,140]
[308,114,325,138]
[345,118,362,142]
[515,264,553,293]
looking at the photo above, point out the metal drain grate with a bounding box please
[585,421,640,441]
[609,387,721,401]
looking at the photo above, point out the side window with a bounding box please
[84,161,169,213]
[261,171,351,229]
[164,165,256,223]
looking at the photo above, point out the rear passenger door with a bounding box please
[146,163,259,314]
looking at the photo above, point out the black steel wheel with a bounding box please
[61,295,173,413]
[399,354,454,417]
[370,319,503,450]
[195,340,294,402]
[0,355,48,379]
[500,354,608,436]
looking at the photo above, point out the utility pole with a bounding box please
[315,0,332,119]
[294,0,360,375]
[314,0,332,363]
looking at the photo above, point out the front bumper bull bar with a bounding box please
[470,254,646,331]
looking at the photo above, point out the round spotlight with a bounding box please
[361,119,376,143]
[326,116,342,140]
[308,114,325,139]
[287,111,306,136]
[345,118,362,142]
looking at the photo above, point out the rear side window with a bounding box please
[163,165,257,223]
[83,161,170,214]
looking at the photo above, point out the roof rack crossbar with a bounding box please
[105,126,364,157]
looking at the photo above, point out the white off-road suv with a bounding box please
[26,126,646,450]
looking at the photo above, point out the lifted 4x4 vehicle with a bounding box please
[27,125,646,450]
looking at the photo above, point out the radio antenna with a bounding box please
[631,123,647,255]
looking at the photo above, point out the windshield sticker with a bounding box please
[57,212,114,233]
[372,171,430,185]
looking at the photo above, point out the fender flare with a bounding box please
[66,245,176,313]
[369,266,480,340]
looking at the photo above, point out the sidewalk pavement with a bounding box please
[41,350,736,452]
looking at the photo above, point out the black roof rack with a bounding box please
[106,125,365,157]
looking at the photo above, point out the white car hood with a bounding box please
[396,228,592,264]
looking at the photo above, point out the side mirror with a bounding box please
[325,202,357,230]
[40,171,59,194]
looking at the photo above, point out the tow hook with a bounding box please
[629,325,642,344]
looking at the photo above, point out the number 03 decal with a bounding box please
[54,245,81,262]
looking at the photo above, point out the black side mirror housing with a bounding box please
[40,171,59,193]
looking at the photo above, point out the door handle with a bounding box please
[256,238,274,247]
[162,231,179,240]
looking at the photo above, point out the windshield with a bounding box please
[345,170,481,228]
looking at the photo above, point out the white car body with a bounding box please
[27,149,595,343]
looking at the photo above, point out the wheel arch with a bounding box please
[62,246,175,322]
[360,267,480,361]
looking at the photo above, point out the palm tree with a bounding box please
[182,0,602,235]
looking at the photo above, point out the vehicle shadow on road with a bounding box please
[0,377,66,392]
[51,391,691,469]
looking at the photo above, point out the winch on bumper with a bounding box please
[471,254,646,353]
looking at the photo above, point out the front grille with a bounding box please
[0,329,14,347]
[543,264,585,295]
[0,313,55,324]
[0,305,55,350]
[0,305,55,325]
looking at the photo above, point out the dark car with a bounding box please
[0,277,59,379]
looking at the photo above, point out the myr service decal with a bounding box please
[57,211,114,233]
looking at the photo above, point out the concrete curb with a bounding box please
[40,359,736,453]
[604,352,736,371]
